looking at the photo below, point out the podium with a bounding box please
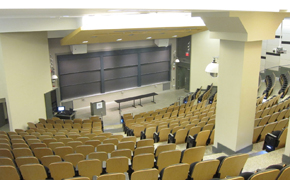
[90,100,106,116]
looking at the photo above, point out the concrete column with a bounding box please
[192,11,288,154]
[214,40,262,153]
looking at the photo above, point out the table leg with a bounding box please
[139,99,143,107]
[152,95,156,103]
[132,100,136,108]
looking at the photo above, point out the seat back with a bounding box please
[97,143,115,153]
[132,153,154,171]
[134,146,154,156]
[97,173,126,180]
[156,150,181,172]
[117,141,135,151]
[33,147,53,159]
[196,130,211,146]
[248,169,279,180]
[67,141,83,151]
[181,146,206,164]
[15,156,39,167]
[145,127,156,139]
[64,153,85,167]
[87,152,108,163]
[103,138,119,145]
[106,157,129,173]
[136,139,154,148]
[0,165,20,180]
[0,157,16,167]
[259,123,277,141]
[159,128,171,142]
[277,127,288,148]
[174,129,188,144]
[19,164,47,180]
[49,162,75,180]
[75,145,95,157]
[217,153,249,178]
[40,155,62,168]
[190,160,220,180]
[155,144,176,157]
[54,146,74,159]
[160,163,189,180]
[188,126,201,137]
[131,168,159,180]
[48,142,65,151]
[78,159,102,179]
[273,119,289,131]
[253,126,264,143]
[120,136,136,145]
[111,149,131,159]
[277,165,290,180]
[13,148,33,158]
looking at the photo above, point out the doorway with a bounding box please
[176,62,190,92]
[0,99,9,130]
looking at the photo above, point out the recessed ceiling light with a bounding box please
[172,35,178,37]
[62,15,69,17]
[146,37,152,39]
[82,41,88,43]
[116,39,122,41]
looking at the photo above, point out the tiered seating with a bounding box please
[263,74,275,99]
[197,83,213,103]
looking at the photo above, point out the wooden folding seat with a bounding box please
[46,119,55,124]
[9,135,22,140]
[275,165,290,180]
[97,173,125,180]
[188,159,220,180]
[47,142,64,151]
[154,128,171,143]
[27,122,37,129]
[0,138,10,145]
[0,156,16,167]
[273,119,289,131]
[159,163,189,180]
[64,153,85,168]
[73,119,83,124]
[11,139,25,144]
[180,146,206,164]
[116,141,134,151]
[59,138,73,146]
[15,156,39,167]
[63,123,73,130]
[26,129,35,135]
[15,129,25,134]
[277,109,288,121]
[109,135,124,141]
[75,145,94,157]
[267,112,280,123]
[111,149,131,159]
[91,136,106,142]
[132,153,154,171]
[131,168,158,180]
[156,150,181,172]
[19,164,47,180]
[35,129,46,135]
[134,146,154,156]
[274,127,288,149]
[155,144,176,158]
[243,169,280,180]
[67,141,82,151]
[54,123,63,130]
[54,146,74,159]
[72,123,82,131]
[106,156,129,173]
[0,165,20,180]
[45,123,54,129]
[216,153,249,178]
[18,132,29,137]
[87,151,108,165]
[30,143,47,150]
[40,155,62,168]
[68,134,81,141]
[284,108,290,119]
[42,138,57,146]
[49,162,75,180]
[254,118,261,127]
[33,147,53,159]
[255,110,263,119]
[252,126,264,143]
[13,148,33,158]
[78,159,102,180]
[259,122,277,141]
[97,143,115,153]
[136,139,154,148]
[0,134,9,140]
[168,129,188,144]
[103,138,118,146]
[203,124,214,131]
[120,136,136,145]
[0,143,11,150]
[141,127,156,139]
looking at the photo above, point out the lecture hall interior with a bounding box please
[1,2,290,180]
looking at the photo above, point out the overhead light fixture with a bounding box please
[175,58,180,63]
[82,41,88,43]
[172,35,178,38]
[116,39,122,41]
[52,74,58,81]
[173,50,180,63]
[205,57,219,77]
[146,37,152,39]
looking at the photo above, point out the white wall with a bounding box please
[48,38,177,108]
[190,30,220,91]
[0,32,52,130]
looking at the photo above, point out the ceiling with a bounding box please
[61,26,208,45]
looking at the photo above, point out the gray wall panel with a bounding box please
[141,62,170,75]
[61,82,101,99]
[58,57,101,75]
[104,66,138,80]
[140,50,170,64]
[60,71,101,86]
[103,54,138,69]
[105,77,138,92]
[141,71,169,85]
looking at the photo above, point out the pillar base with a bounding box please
[212,143,253,155]
[282,154,290,164]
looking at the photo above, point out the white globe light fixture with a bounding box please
[205,57,219,77]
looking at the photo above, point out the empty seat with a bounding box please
[134,146,154,156]
[140,127,156,139]
[103,138,118,146]
[155,144,176,158]
[33,147,53,159]
[188,159,220,180]
[168,128,188,144]
[87,152,108,165]
[0,165,20,180]
[132,153,154,171]
[240,169,280,180]
[97,173,125,180]
[277,165,290,180]
[215,153,249,178]
[15,156,39,167]
[54,146,74,159]
[49,162,75,180]
[156,150,181,172]
[64,153,85,168]
[19,164,47,180]
[111,149,131,159]
[97,143,115,153]
[136,139,154,148]
[75,145,95,157]
[106,156,129,173]
[13,148,33,158]
[153,128,171,143]
[131,168,159,180]
[67,141,83,151]
[40,155,62,168]
[0,156,16,167]
[180,146,206,164]
[160,163,189,180]
[117,141,135,151]
[186,130,211,148]
[78,159,102,180]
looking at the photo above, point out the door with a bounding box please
[176,62,190,92]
